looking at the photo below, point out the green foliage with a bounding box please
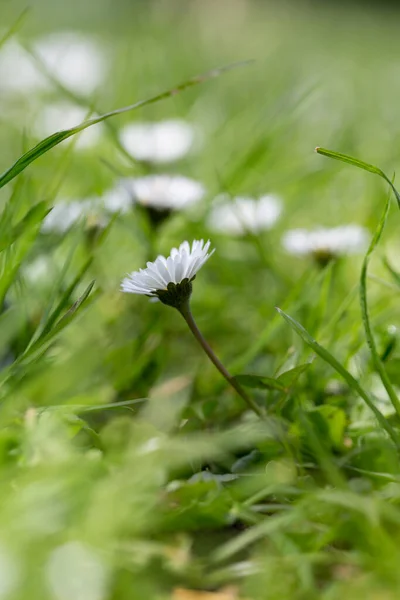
[2,2,400,599]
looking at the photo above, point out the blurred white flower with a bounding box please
[41,199,106,234]
[119,119,195,163]
[23,256,54,284]
[34,102,102,149]
[101,185,133,215]
[0,40,46,93]
[121,239,214,302]
[0,33,106,95]
[34,32,106,94]
[103,175,205,214]
[46,541,109,600]
[282,225,369,258]
[208,194,282,235]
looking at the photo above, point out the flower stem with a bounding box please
[178,300,264,419]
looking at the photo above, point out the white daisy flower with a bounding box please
[41,199,106,234]
[121,239,214,307]
[34,102,102,149]
[282,225,369,260]
[0,40,46,93]
[119,119,195,164]
[103,175,205,214]
[23,256,54,284]
[34,32,106,95]
[0,33,106,95]
[208,194,282,235]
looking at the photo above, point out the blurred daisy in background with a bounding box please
[103,175,206,225]
[0,40,47,93]
[22,255,55,285]
[33,102,102,149]
[208,194,282,236]
[0,32,106,95]
[34,32,106,95]
[282,224,369,265]
[41,199,107,235]
[119,120,196,164]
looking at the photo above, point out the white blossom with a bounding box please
[0,33,106,95]
[121,239,214,297]
[119,119,195,163]
[34,32,106,94]
[282,224,369,257]
[41,199,106,234]
[34,102,102,148]
[23,256,54,284]
[208,194,282,235]
[0,40,46,93]
[103,175,205,214]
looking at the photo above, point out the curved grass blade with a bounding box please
[0,60,252,191]
[25,257,93,352]
[360,191,400,418]
[18,280,96,365]
[276,308,400,448]
[0,202,49,252]
[0,8,30,48]
[315,147,400,208]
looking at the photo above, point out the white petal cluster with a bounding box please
[0,41,46,93]
[121,240,214,296]
[41,199,106,234]
[119,120,195,163]
[103,175,205,213]
[23,256,54,284]
[34,32,106,94]
[0,33,105,95]
[282,224,369,257]
[34,102,102,149]
[208,194,282,235]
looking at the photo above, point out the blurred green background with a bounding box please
[1,1,400,599]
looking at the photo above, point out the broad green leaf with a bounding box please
[307,405,347,449]
[277,362,313,387]
[234,374,287,392]
[235,363,312,393]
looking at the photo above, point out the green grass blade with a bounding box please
[0,8,30,48]
[19,280,96,364]
[0,202,49,252]
[276,308,400,448]
[0,60,252,191]
[315,147,400,208]
[26,257,93,352]
[359,191,400,418]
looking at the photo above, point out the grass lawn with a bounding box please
[1,1,400,598]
